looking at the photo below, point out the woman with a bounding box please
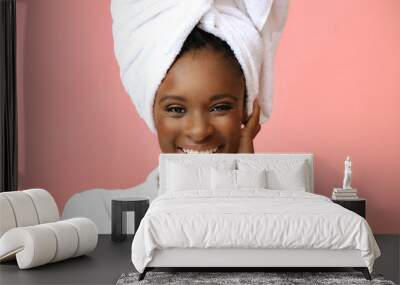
[153,27,261,154]
[62,0,289,233]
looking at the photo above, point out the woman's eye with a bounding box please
[166,106,186,114]
[210,104,233,112]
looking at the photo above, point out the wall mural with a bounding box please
[62,1,288,233]
[17,1,400,234]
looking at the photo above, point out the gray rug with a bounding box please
[116,271,396,285]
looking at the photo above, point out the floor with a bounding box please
[374,235,400,284]
[0,235,399,285]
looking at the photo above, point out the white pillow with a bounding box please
[237,159,308,191]
[166,163,210,191]
[267,167,307,191]
[211,168,236,190]
[166,160,235,192]
[236,169,267,188]
[211,168,267,190]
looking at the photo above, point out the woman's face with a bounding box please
[153,47,246,153]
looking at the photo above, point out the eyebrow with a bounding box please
[210,94,239,102]
[158,95,187,103]
[158,93,239,104]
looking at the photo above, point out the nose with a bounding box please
[184,111,213,143]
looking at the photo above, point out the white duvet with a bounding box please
[131,190,380,273]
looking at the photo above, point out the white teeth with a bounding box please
[181,147,218,154]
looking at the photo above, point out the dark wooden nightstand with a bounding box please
[332,198,366,218]
[111,197,149,242]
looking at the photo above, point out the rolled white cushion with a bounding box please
[64,218,98,257]
[0,196,17,237]
[0,218,98,269]
[0,192,39,227]
[23,189,59,224]
[42,221,79,262]
[0,226,57,269]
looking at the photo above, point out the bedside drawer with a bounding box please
[332,199,366,218]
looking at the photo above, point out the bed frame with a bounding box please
[139,153,371,280]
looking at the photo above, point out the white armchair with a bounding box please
[0,189,98,269]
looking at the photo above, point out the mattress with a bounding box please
[131,190,380,273]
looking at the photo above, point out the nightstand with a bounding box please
[111,197,149,242]
[332,198,366,218]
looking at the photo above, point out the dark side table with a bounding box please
[111,197,149,242]
[332,198,366,218]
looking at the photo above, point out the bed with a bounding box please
[131,153,380,280]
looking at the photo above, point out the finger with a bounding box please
[242,99,259,125]
[254,124,261,136]
[245,99,261,131]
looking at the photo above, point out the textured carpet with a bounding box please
[116,271,396,285]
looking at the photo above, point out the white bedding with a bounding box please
[131,190,380,273]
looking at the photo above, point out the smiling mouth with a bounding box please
[178,147,220,154]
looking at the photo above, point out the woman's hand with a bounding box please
[238,100,261,153]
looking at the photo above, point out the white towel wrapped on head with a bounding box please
[111,0,289,132]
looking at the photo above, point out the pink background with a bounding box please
[16,0,400,233]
